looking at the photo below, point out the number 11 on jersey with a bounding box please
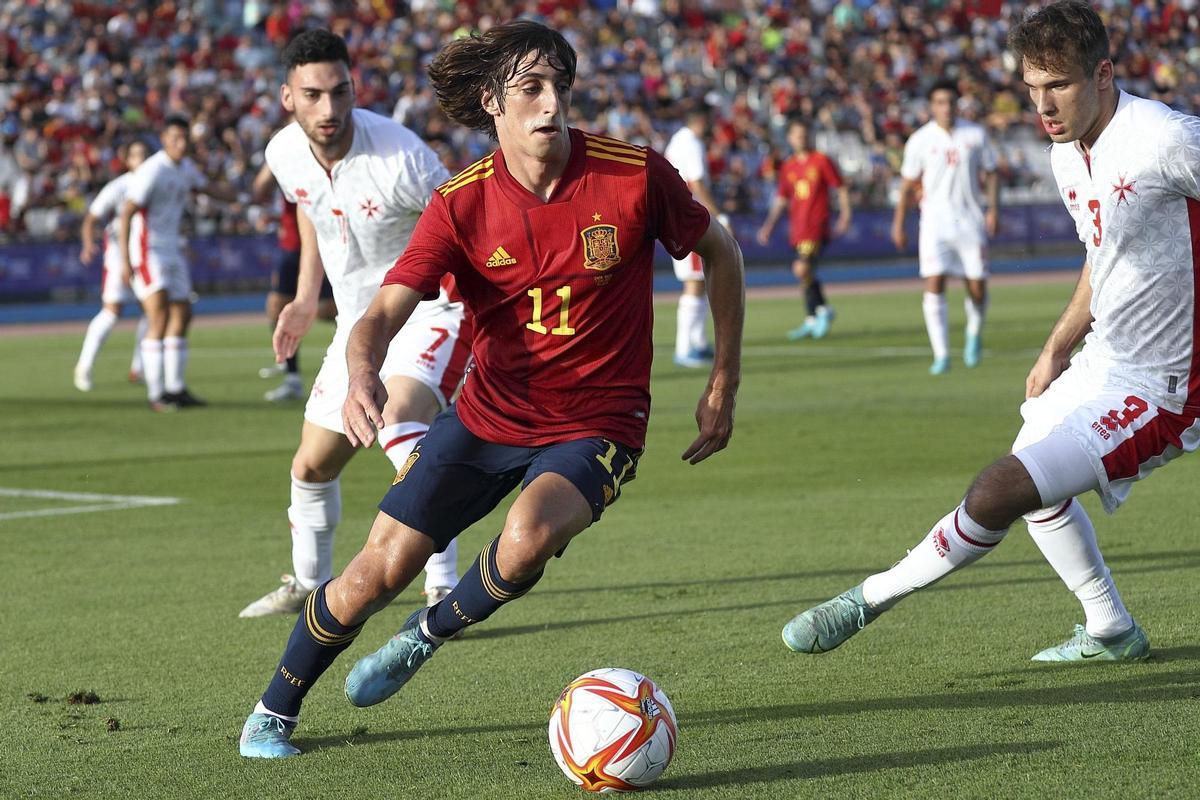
[527,286,576,336]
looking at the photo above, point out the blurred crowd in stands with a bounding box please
[2,0,1199,243]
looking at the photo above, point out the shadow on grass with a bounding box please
[656,740,1062,789]
[684,670,1200,726]
[531,548,1200,599]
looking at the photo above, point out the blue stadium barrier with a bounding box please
[0,204,1081,325]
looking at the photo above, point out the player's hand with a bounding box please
[119,262,133,286]
[890,224,907,251]
[1025,349,1070,399]
[273,298,318,362]
[834,214,851,238]
[755,225,771,247]
[681,384,736,465]
[343,372,388,448]
[80,242,96,264]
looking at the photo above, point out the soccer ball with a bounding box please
[548,668,678,792]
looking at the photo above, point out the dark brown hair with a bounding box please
[1008,1,1110,76]
[427,20,577,139]
[282,29,351,74]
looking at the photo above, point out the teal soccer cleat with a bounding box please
[964,332,982,368]
[1031,622,1150,662]
[929,355,951,375]
[345,609,439,707]
[811,306,836,339]
[782,584,882,653]
[787,318,817,341]
[239,713,299,758]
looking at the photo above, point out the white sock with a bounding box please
[1025,499,1133,638]
[141,338,164,400]
[289,472,340,590]
[676,294,706,357]
[131,316,148,374]
[862,505,1007,608]
[964,295,988,338]
[688,292,710,351]
[378,422,459,591]
[922,292,949,360]
[253,700,298,724]
[163,336,187,393]
[78,308,118,372]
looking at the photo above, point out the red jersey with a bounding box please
[778,151,842,244]
[278,196,300,252]
[383,128,710,449]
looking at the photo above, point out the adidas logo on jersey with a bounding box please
[486,246,517,268]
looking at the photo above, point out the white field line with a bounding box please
[0,487,181,522]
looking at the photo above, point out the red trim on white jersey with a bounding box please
[1100,196,1200,481]
[136,210,151,285]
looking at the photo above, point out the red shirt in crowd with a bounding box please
[383,128,710,450]
[777,151,843,245]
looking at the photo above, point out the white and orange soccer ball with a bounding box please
[548,668,678,793]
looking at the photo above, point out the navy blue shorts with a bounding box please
[270,249,333,299]
[378,405,640,552]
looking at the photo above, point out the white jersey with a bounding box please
[265,109,450,323]
[1051,90,1200,413]
[900,119,996,235]
[125,150,206,253]
[664,126,706,184]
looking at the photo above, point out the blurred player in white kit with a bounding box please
[74,141,150,392]
[118,116,237,410]
[238,29,468,618]
[892,80,999,375]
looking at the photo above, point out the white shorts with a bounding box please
[1011,353,1200,513]
[673,251,704,283]
[100,245,135,305]
[918,230,988,280]
[131,248,192,302]
[305,299,472,435]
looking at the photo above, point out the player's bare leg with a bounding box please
[922,274,950,374]
[345,474,591,707]
[963,278,987,368]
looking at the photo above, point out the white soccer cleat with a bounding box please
[238,574,312,618]
[264,376,305,402]
[424,586,453,607]
[73,364,93,392]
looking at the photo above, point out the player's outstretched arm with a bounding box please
[343,283,424,448]
[1026,261,1094,399]
[273,204,327,362]
[682,218,745,465]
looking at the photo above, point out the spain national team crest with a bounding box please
[580,224,621,271]
[393,448,420,485]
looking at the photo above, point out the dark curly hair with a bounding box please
[427,20,577,140]
[282,29,351,74]
[1008,0,1110,77]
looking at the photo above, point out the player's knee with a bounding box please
[291,454,338,484]
[963,455,1041,530]
[499,518,562,580]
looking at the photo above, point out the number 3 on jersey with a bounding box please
[1088,199,1102,246]
[527,286,576,336]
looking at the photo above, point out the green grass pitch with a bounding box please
[3,278,1199,798]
